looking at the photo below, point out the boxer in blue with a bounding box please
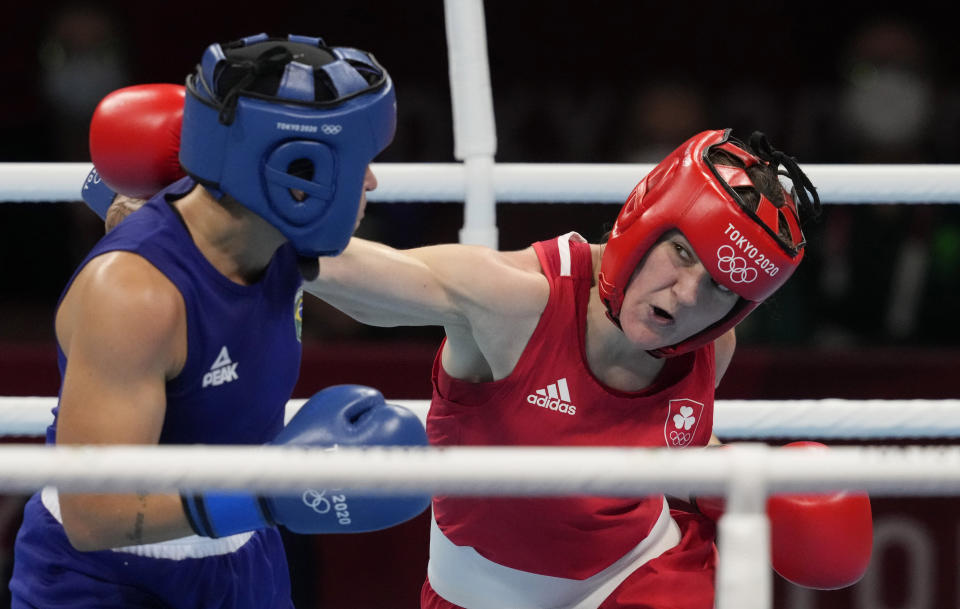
[9,34,428,609]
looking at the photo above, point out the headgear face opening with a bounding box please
[598,129,820,357]
[179,33,396,257]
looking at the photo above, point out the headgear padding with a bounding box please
[598,129,819,357]
[179,33,396,257]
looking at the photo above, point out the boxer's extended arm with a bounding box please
[55,252,194,551]
[307,238,467,327]
[306,238,548,380]
[306,237,545,328]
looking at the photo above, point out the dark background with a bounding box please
[4,0,960,349]
[1,1,959,608]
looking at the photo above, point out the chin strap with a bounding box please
[297,256,320,281]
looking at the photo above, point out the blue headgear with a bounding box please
[179,33,396,257]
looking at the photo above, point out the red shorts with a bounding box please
[420,510,716,609]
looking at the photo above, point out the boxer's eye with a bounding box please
[672,241,693,264]
[287,159,314,202]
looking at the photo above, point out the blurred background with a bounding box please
[1,1,959,608]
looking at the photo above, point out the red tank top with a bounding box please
[427,233,716,579]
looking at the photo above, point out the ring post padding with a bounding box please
[459,156,498,248]
[716,444,772,609]
[443,0,497,160]
[443,0,499,249]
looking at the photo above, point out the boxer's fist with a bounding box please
[692,494,726,522]
[89,84,186,198]
[768,441,873,590]
[265,385,430,534]
[693,441,873,590]
[182,385,430,538]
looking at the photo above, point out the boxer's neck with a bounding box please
[174,185,286,286]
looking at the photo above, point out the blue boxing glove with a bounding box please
[181,385,430,538]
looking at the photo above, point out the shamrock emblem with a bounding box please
[673,406,696,430]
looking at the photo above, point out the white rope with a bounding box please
[0,443,955,495]
[4,397,959,439]
[3,162,960,203]
[710,398,960,438]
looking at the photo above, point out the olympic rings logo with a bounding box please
[669,430,692,446]
[716,245,758,284]
[302,489,332,514]
[321,124,343,135]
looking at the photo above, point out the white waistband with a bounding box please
[427,497,682,609]
[41,486,253,560]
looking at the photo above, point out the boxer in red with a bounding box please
[309,130,872,608]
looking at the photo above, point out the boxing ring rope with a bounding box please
[0,442,957,609]
[2,397,960,439]
[0,442,956,496]
[2,396,959,609]
[3,162,960,205]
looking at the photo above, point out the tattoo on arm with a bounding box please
[125,492,149,544]
[127,513,145,544]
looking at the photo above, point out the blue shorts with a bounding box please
[9,493,294,609]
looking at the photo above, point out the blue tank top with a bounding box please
[48,177,303,446]
[11,178,298,608]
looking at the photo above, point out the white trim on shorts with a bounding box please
[41,486,254,560]
[427,496,682,609]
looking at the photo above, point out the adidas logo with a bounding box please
[526,378,577,416]
[202,346,239,388]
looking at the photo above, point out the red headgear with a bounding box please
[598,129,819,357]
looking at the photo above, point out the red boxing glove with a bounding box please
[693,494,726,521]
[89,84,186,198]
[694,441,872,590]
[768,441,872,590]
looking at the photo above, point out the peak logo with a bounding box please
[526,378,576,416]
[202,346,239,388]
